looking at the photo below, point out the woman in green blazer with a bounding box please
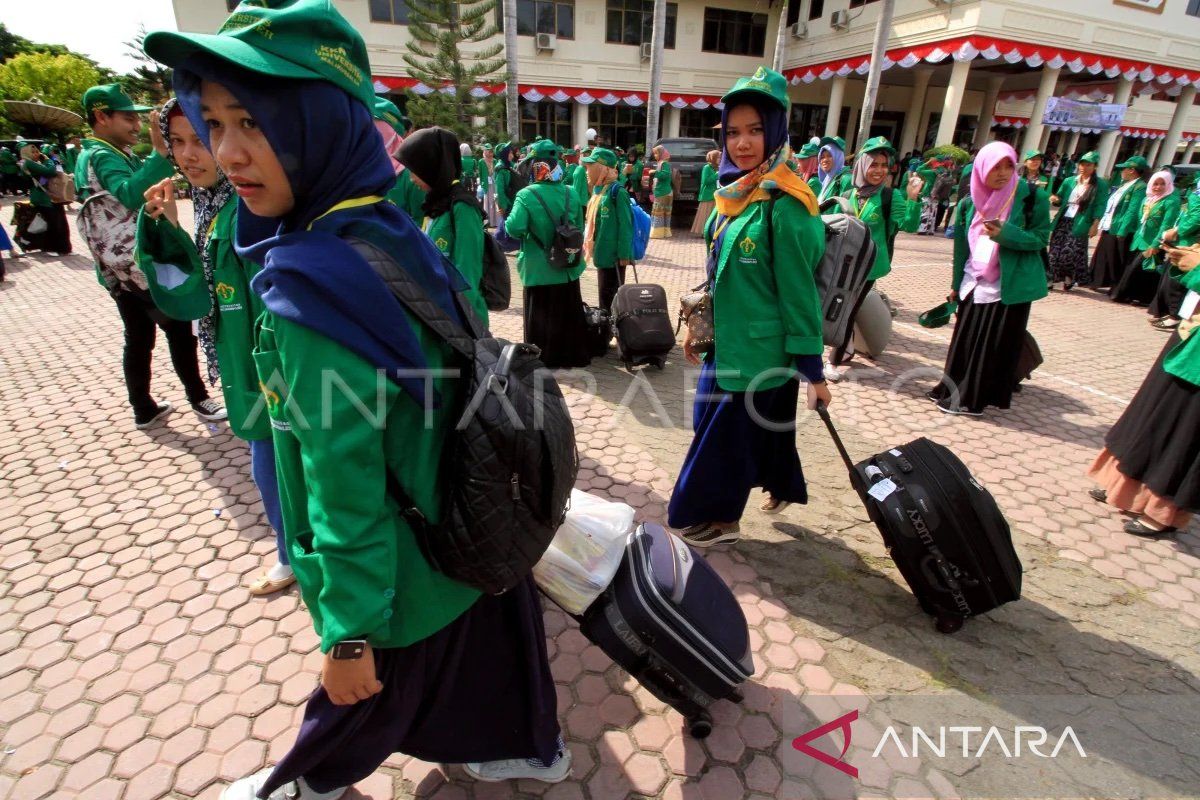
[928,141,1052,416]
[16,143,72,254]
[1091,156,1148,289]
[397,127,490,326]
[1111,170,1181,308]
[1088,251,1200,537]
[582,147,634,310]
[649,145,674,238]
[669,67,829,548]
[1048,151,1108,290]
[690,149,719,234]
[808,135,852,203]
[504,139,592,368]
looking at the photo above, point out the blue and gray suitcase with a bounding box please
[579,522,754,737]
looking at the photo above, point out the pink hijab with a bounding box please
[374,119,405,175]
[968,141,1020,283]
[1144,170,1175,207]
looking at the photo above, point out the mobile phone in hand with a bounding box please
[983,218,1002,228]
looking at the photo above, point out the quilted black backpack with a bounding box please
[349,238,577,595]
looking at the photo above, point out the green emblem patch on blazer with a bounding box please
[739,236,756,255]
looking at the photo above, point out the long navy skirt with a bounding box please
[667,358,808,529]
[260,576,560,797]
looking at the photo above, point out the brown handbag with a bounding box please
[677,281,714,355]
[47,172,75,204]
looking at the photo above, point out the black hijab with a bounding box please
[397,127,484,220]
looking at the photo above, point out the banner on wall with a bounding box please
[1041,97,1127,131]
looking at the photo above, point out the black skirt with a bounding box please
[1090,232,1129,288]
[929,291,1031,414]
[261,577,561,796]
[15,203,71,254]
[1148,269,1188,319]
[523,279,593,369]
[1105,333,1200,511]
[1109,252,1160,305]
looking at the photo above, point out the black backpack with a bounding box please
[502,165,528,204]
[450,201,511,312]
[528,187,584,269]
[348,237,578,596]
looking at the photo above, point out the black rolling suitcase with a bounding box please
[578,523,754,737]
[611,267,674,370]
[816,405,1022,633]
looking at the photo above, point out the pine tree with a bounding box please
[123,25,173,106]
[402,0,505,142]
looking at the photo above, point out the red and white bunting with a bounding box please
[372,76,724,109]
[785,35,1200,88]
[992,116,1030,129]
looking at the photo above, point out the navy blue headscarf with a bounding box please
[173,56,469,404]
[717,93,790,186]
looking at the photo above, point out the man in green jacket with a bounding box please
[79,83,224,428]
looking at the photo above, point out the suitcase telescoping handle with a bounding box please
[815,401,856,475]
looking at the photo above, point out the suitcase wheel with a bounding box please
[935,613,965,635]
[653,358,665,370]
[688,711,713,739]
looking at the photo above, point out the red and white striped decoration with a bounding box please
[784,35,1200,88]
[372,76,724,109]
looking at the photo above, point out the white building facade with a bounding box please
[174,0,1200,168]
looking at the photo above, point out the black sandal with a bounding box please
[1087,488,1107,504]
[1123,519,1177,538]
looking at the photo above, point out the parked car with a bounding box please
[639,137,719,220]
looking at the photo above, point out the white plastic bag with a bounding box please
[27,214,48,235]
[533,490,635,615]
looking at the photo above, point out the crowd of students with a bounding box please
[1,0,1197,795]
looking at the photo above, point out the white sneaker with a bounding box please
[824,361,845,382]
[220,768,347,800]
[191,398,228,421]
[464,748,573,784]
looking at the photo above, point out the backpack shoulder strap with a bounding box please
[1023,181,1037,230]
[524,187,555,250]
[345,236,482,355]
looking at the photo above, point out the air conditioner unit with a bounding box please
[831,9,850,30]
[790,22,808,39]
[640,42,653,61]
[535,32,557,51]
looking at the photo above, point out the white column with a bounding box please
[844,101,861,150]
[1137,138,1150,156]
[664,105,682,138]
[935,59,972,146]
[826,75,848,138]
[1098,77,1134,176]
[1147,138,1163,167]
[1159,84,1197,167]
[1066,130,1081,157]
[1021,66,1061,155]
[899,68,933,156]
[972,75,1004,150]
[1184,139,1197,164]
[572,101,589,149]
[1038,126,1052,152]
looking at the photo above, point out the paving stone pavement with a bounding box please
[1,198,1198,800]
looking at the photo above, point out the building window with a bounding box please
[520,98,573,145]
[786,1,801,26]
[848,0,880,8]
[513,0,575,39]
[788,103,828,149]
[369,0,410,24]
[702,8,767,56]
[605,0,678,49]
[1188,0,1200,16]
[592,105,651,153]
[808,0,825,22]
[678,108,722,140]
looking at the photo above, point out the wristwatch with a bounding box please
[330,640,367,660]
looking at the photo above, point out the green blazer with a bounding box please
[708,194,826,392]
[809,168,852,204]
[21,158,57,208]
[840,188,922,280]
[386,169,427,229]
[653,161,673,198]
[1052,175,1109,239]
[494,167,514,215]
[698,164,717,203]
[1106,180,1147,238]
[427,197,489,325]
[1164,268,1200,387]
[590,183,635,270]
[253,311,480,654]
[952,180,1052,306]
[571,162,590,208]
[504,180,587,287]
[476,159,490,192]
[626,159,643,192]
[1173,192,1200,247]
[1130,194,1182,272]
[0,149,16,175]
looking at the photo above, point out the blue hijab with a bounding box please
[717,93,789,186]
[173,56,468,405]
[817,143,846,193]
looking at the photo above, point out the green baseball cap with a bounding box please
[721,66,790,113]
[1078,151,1100,165]
[820,136,847,152]
[1115,155,1149,173]
[372,96,405,135]
[797,142,820,158]
[919,300,958,329]
[583,147,618,168]
[859,136,896,158]
[144,0,376,110]
[82,83,153,115]
[529,139,559,159]
[1023,149,1044,161]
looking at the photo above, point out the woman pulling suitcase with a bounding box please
[669,66,829,548]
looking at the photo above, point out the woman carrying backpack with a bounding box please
[504,139,592,368]
[146,6,568,795]
[398,127,490,326]
[1048,151,1107,290]
[670,67,829,548]
[1111,170,1181,308]
[138,98,292,597]
[494,141,516,217]
[649,145,673,239]
[583,147,634,311]
[927,141,1051,417]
